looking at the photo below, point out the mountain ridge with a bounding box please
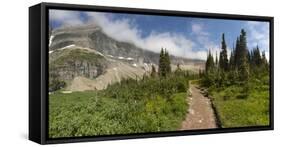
[48,25,205,91]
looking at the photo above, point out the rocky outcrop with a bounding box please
[49,48,107,82]
[50,60,105,81]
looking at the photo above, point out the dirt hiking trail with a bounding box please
[180,83,218,130]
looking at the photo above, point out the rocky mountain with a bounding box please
[48,25,204,92]
[49,48,107,80]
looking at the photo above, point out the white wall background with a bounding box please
[0,0,279,146]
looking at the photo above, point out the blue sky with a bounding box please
[49,9,270,60]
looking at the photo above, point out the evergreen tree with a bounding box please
[237,29,250,82]
[239,55,250,82]
[215,51,218,67]
[158,48,166,77]
[261,51,269,70]
[247,50,251,64]
[239,29,248,62]
[261,51,267,62]
[219,33,229,71]
[202,29,268,88]
[164,49,172,74]
[203,50,216,86]
[252,45,262,67]
[205,50,215,74]
[234,37,240,68]
[158,48,171,77]
[229,49,235,70]
[228,49,238,85]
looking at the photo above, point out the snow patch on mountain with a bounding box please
[49,35,54,47]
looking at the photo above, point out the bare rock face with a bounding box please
[51,60,105,81]
[49,48,107,84]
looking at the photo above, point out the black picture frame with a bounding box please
[29,2,274,144]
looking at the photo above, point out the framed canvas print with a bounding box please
[29,2,274,144]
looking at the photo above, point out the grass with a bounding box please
[208,76,270,128]
[49,75,189,138]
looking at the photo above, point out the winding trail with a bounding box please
[180,83,218,130]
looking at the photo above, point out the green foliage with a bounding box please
[203,29,270,87]
[205,50,215,74]
[238,55,250,81]
[215,52,219,66]
[164,49,172,74]
[209,75,269,128]
[158,48,171,77]
[229,50,235,70]
[261,51,269,70]
[251,46,263,67]
[219,33,228,71]
[202,50,219,87]
[49,79,66,92]
[236,29,250,82]
[158,48,166,77]
[49,74,190,138]
[249,46,269,78]
[49,73,66,92]
[201,29,270,128]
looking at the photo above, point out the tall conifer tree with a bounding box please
[158,48,165,77]
[238,29,249,81]
[219,33,228,71]
[206,50,215,74]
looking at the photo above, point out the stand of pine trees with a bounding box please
[203,29,269,87]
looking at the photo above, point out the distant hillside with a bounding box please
[49,25,205,91]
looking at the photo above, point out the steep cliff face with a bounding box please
[49,46,154,91]
[49,48,107,83]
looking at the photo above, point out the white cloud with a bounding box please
[49,10,271,61]
[246,21,270,56]
[50,10,208,60]
[86,12,208,59]
[140,32,198,58]
[191,23,212,50]
[86,12,141,45]
[190,22,225,60]
[191,22,236,61]
[49,10,84,27]
[191,23,209,36]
